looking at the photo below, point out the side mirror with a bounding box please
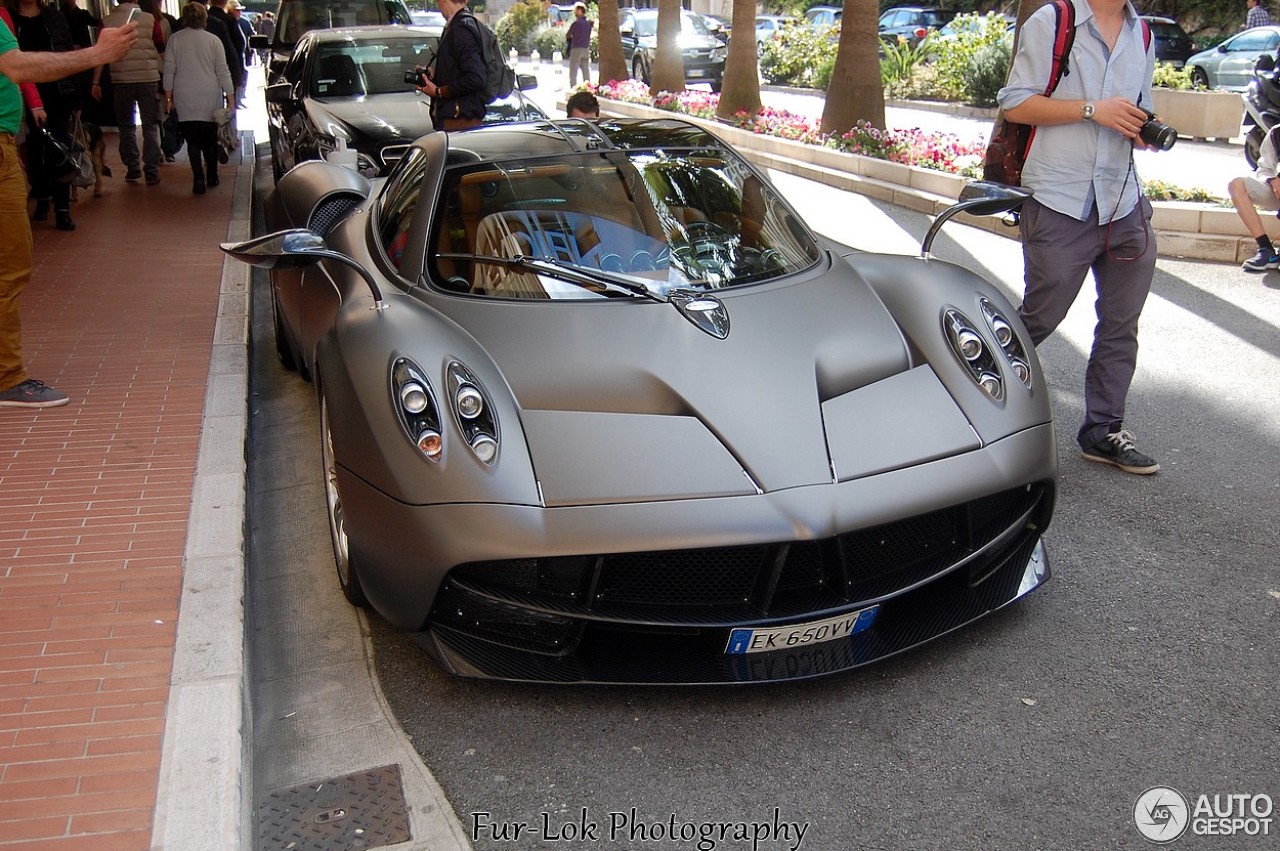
[264,81,294,104]
[221,229,387,308]
[921,181,1033,257]
[619,25,633,37]
[1218,43,1229,53]
[517,72,537,91]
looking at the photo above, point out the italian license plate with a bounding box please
[688,69,705,77]
[724,605,879,655]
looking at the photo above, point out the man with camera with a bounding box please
[411,0,486,131]
[998,0,1162,476]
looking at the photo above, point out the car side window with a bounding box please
[378,148,429,272]
[283,39,309,85]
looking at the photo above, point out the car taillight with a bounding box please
[914,26,928,39]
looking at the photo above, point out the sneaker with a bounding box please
[1241,248,1279,272]
[0,379,70,409]
[1081,429,1160,475]
[145,173,160,186]
[124,168,142,182]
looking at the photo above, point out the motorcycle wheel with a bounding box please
[1246,126,1264,170]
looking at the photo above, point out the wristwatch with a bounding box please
[1081,101,1095,122]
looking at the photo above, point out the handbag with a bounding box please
[161,110,184,157]
[40,127,94,188]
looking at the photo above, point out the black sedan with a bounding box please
[224,118,1056,684]
[264,25,545,181]
[619,8,727,92]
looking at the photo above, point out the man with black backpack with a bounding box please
[998,0,1162,476]
[414,0,488,131]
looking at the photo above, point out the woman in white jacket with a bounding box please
[162,1,232,193]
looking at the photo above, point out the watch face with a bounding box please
[1082,103,1095,120]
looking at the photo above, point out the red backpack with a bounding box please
[983,2,1151,186]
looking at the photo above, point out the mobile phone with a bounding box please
[126,7,140,24]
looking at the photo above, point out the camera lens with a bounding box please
[1140,119,1178,151]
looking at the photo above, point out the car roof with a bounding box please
[301,24,438,43]
[434,118,726,165]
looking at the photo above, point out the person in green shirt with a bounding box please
[0,18,136,408]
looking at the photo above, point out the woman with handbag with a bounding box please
[162,1,232,194]
[5,0,79,231]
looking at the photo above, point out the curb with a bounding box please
[150,132,255,851]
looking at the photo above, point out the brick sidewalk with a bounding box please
[0,153,235,849]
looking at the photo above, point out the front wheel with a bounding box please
[1246,126,1264,170]
[632,57,650,86]
[320,391,368,607]
[1190,67,1210,90]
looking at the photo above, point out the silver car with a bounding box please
[223,118,1056,684]
[1187,25,1280,91]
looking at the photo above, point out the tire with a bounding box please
[270,287,298,372]
[1190,67,1209,90]
[633,58,650,86]
[320,391,369,607]
[710,76,722,94]
[1246,126,1264,170]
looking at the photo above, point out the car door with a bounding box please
[1219,29,1280,89]
[270,37,313,175]
[619,11,638,67]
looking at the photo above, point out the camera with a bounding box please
[1137,107,1177,151]
[404,66,428,87]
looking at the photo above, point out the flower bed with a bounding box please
[594,80,988,177]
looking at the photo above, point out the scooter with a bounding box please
[1243,54,1280,169]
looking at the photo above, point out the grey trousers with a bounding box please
[1017,196,1156,450]
[113,81,162,178]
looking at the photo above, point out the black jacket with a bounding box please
[429,10,487,128]
[13,6,79,107]
[206,5,246,87]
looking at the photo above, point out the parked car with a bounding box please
[221,117,1057,683]
[754,14,792,55]
[700,13,729,44]
[251,0,414,82]
[1186,25,1280,91]
[1142,15,1195,68]
[804,5,841,30]
[263,26,544,181]
[619,8,727,92]
[409,9,443,27]
[546,4,574,27]
[878,6,956,48]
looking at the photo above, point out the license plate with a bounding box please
[688,69,705,77]
[725,605,879,655]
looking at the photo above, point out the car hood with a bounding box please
[306,91,433,145]
[431,258,1001,505]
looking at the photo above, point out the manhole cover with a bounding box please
[257,764,411,851]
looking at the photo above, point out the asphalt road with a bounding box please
[247,154,1280,850]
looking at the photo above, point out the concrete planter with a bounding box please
[1150,88,1244,142]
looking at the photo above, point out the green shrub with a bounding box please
[1152,61,1193,90]
[926,12,1011,100]
[760,23,837,88]
[880,35,933,89]
[961,39,1010,106]
[495,0,544,55]
[812,54,836,92]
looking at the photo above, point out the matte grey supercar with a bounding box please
[224,118,1057,684]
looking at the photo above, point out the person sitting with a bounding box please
[1229,122,1280,271]
[565,89,598,119]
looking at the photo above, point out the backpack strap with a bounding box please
[1021,0,1077,160]
[1140,17,1151,52]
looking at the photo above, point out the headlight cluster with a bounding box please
[446,361,500,465]
[392,359,444,462]
[942,301,1033,401]
[979,298,1032,388]
[943,308,1004,400]
[391,359,502,465]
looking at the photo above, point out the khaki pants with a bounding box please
[0,132,32,393]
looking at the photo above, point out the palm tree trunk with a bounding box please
[651,0,686,95]
[596,0,626,86]
[716,0,762,118]
[820,0,885,134]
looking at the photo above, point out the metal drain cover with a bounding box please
[257,764,412,851]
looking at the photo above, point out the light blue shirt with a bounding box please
[997,0,1154,224]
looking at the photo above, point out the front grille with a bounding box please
[443,482,1051,629]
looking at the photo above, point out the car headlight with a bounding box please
[943,308,1003,401]
[979,298,1033,389]
[711,46,727,61]
[446,361,500,465]
[392,358,444,462]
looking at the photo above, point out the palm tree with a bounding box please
[596,0,626,86]
[650,0,685,95]
[820,0,884,134]
[716,0,762,119]
[1010,0,1052,56]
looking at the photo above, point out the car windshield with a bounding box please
[311,35,440,98]
[276,0,411,45]
[429,146,820,300]
[633,12,710,38]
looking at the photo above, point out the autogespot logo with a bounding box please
[1135,786,1190,843]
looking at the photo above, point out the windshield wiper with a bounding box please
[436,253,668,303]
